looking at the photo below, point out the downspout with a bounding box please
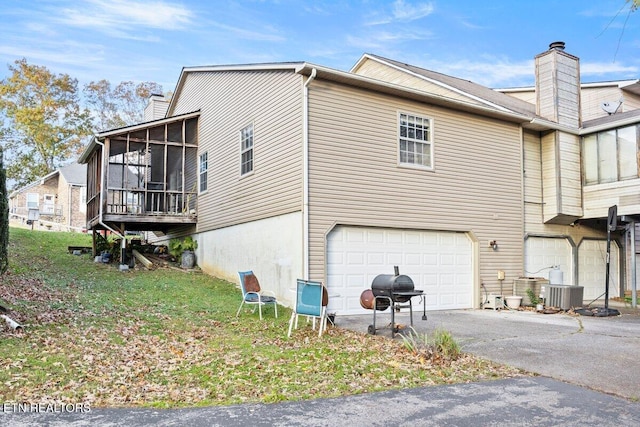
[67,183,73,232]
[631,222,637,308]
[303,68,317,279]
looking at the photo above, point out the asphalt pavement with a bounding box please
[3,304,640,426]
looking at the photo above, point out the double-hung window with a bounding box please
[199,152,208,193]
[399,113,433,169]
[240,124,253,175]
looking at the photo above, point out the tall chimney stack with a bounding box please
[535,41,581,128]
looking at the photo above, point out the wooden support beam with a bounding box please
[132,249,154,269]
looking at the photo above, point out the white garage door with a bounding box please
[578,240,620,301]
[326,226,473,315]
[525,237,573,285]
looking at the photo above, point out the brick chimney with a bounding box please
[535,41,581,128]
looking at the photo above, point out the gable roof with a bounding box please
[58,162,86,186]
[9,161,86,198]
[352,53,537,117]
[156,53,601,137]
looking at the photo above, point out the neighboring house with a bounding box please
[9,162,87,232]
[79,41,640,314]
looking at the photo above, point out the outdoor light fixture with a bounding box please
[489,240,498,250]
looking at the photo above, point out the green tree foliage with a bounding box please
[84,80,163,131]
[0,146,8,274]
[0,59,93,189]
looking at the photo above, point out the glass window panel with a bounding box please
[582,134,598,184]
[199,152,208,193]
[618,126,637,180]
[598,130,617,183]
[398,112,432,168]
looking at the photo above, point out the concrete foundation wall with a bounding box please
[196,211,303,308]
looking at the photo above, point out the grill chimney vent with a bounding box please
[549,41,565,51]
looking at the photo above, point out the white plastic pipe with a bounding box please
[1,315,23,330]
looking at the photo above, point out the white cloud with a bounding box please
[416,57,536,88]
[58,0,194,31]
[205,21,286,43]
[581,61,639,78]
[392,0,434,22]
[365,0,435,25]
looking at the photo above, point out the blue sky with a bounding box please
[1,0,639,94]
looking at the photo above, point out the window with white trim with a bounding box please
[240,124,253,175]
[26,193,39,209]
[199,152,208,193]
[399,113,433,168]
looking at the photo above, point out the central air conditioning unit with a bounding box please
[547,285,583,310]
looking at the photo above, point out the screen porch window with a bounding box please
[399,113,433,169]
[199,152,208,193]
[240,124,253,175]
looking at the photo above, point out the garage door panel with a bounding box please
[579,240,619,301]
[346,252,364,265]
[525,237,572,285]
[327,226,473,314]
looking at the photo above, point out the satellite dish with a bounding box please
[601,101,621,115]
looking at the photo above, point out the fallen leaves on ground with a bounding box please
[0,272,523,408]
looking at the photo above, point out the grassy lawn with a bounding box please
[0,227,523,408]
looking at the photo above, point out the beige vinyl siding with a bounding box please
[541,131,583,224]
[170,70,304,231]
[581,86,640,120]
[557,132,583,217]
[523,130,544,230]
[622,91,640,112]
[501,89,536,105]
[581,86,624,121]
[306,79,524,292]
[524,130,606,244]
[583,179,640,219]
[353,58,489,108]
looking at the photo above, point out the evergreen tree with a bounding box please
[0,146,8,274]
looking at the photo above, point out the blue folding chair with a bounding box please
[236,270,278,320]
[288,279,327,337]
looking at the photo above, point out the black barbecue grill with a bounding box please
[364,266,427,337]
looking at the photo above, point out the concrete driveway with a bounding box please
[337,304,640,400]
